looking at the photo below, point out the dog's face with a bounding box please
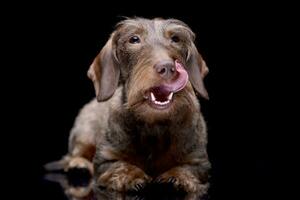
[88,18,209,123]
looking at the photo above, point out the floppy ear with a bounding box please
[87,36,120,102]
[187,43,209,99]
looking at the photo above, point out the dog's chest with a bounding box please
[132,131,180,176]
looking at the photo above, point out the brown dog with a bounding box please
[45,17,210,198]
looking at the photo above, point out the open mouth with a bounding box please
[143,60,189,110]
[146,87,174,109]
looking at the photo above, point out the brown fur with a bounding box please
[46,17,211,199]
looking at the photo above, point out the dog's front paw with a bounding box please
[96,162,152,192]
[155,167,208,194]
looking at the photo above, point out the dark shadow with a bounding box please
[44,169,208,200]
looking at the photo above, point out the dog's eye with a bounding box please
[129,36,140,44]
[171,35,180,43]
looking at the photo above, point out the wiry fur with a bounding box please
[45,17,210,199]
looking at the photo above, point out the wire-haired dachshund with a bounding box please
[46,17,211,199]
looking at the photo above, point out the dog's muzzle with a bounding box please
[144,60,189,110]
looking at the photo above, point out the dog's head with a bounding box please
[88,18,209,123]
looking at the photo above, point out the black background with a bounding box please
[4,1,294,200]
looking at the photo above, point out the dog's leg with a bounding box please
[44,156,94,174]
[44,142,95,174]
[94,160,152,192]
[67,141,95,173]
[66,156,94,174]
[156,164,209,198]
[45,99,104,174]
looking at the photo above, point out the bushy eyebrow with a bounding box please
[115,18,146,30]
[165,19,190,27]
[115,19,147,36]
[164,19,195,41]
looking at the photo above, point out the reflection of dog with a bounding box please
[44,173,93,200]
[45,17,210,197]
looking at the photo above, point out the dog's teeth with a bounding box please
[154,100,170,105]
[150,92,156,101]
[162,100,170,105]
[168,92,174,100]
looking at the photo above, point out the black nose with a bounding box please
[154,60,177,80]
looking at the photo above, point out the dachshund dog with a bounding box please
[46,17,211,198]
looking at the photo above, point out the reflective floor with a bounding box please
[44,168,207,200]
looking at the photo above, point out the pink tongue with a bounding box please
[163,60,189,93]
